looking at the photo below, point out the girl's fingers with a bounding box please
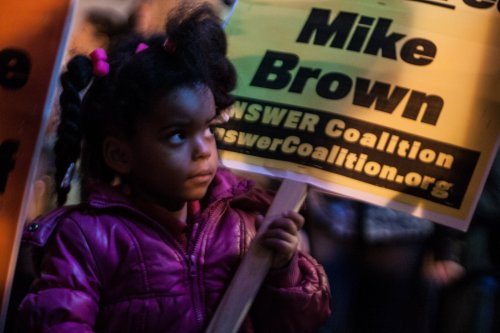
[260,233,298,269]
[256,212,304,232]
[267,211,304,233]
[260,229,298,256]
[267,217,298,235]
[282,210,305,230]
[258,213,304,269]
[261,228,297,244]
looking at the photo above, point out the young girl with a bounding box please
[17,4,331,333]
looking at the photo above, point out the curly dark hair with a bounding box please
[54,3,236,205]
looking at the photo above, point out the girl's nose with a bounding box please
[193,134,212,159]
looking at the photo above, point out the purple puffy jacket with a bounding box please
[17,168,331,333]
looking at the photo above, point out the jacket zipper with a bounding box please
[187,200,227,330]
[92,199,229,330]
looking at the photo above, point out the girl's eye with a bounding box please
[205,126,216,137]
[167,131,186,144]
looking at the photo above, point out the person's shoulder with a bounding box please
[208,167,253,198]
[22,203,100,248]
[22,205,74,246]
[221,169,275,208]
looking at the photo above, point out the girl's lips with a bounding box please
[190,174,212,181]
[188,170,213,182]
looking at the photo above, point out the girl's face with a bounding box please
[124,85,219,210]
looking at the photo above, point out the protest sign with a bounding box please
[216,0,500,231]
[0,0,74,329]
[208,1,499,331]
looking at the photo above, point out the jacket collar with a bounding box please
[23,168,254,247]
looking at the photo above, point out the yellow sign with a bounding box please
[0,0,74,328]
[218,0,500,230]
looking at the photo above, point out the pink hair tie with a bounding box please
[135,42,149,53]
[89,48,109,77]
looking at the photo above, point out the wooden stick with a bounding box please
[205,178,308,333]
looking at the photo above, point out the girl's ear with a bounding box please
[103,137,133,174]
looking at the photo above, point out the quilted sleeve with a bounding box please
[250,251,332,333]
[16,217,102,333]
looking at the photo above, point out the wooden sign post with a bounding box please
[206,178,308,333]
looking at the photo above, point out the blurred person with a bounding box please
[306,190,464,333]
[426,150,500,333]
[65,0,234,61]
[131,0,234,37]
[67,6,136,57]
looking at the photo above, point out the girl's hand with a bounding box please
[257,210,305,269]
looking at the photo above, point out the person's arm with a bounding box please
[251,250,331,333]
[17,218,102,333]
[230,183,331,332]
[250,211,331,332]
[424,224,465,285]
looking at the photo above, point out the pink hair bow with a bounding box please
[135,42,149,53]
[89,48,109,77]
